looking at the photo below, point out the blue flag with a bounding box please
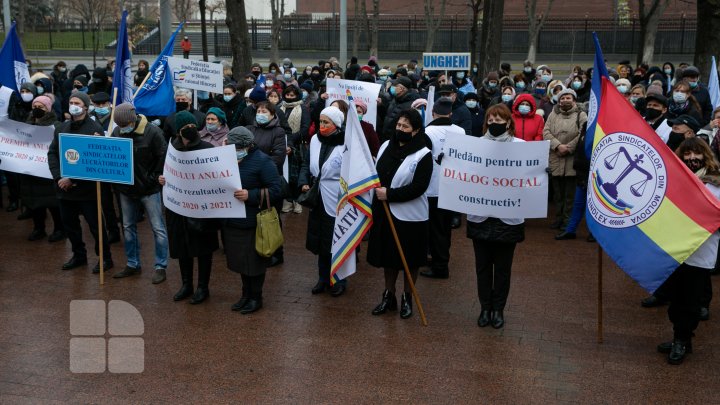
[113,10,133,106]
[133,23,184,116]
[585,32,609,158]
[0,22,30,93]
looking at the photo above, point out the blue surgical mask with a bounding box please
[534,88,546,96]
[688,81,698,89]
[488,82,497,89]
[301,91,308,100]
[36,86,45,95]
[541,74,551,82]
[617,85,628,94]
[266,80,274,87]
[389,86,397,96]
[472,68,478,73]
[284,73,292,80]
[197,91,209,100]
[378,75,388,82]
[502,94,513,103]
[465,100,478,109]
[516,82,526,90]
[223,94,234,102]
[456,72,465,79]
[572,81,582,90]
[256,113,270,124]
[358,113,364,121]
[629,96,639,104]
[68,104,84,116]
[524,67,532,73]
[236,149,248,160]
[664,68,672,75]
[95,106,110,116]
[119,125,134,134]
[518,105,532,115]
[206,123,219,132]
[673,91,687,103]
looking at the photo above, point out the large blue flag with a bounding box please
[585,32,609,157]
[133,23,183,116]
[112,10,133,106]
[0,22,30,93]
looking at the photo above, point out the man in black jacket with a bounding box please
[682,66,713,126]
[110,103,170,284]
[438,84,473,135]
[381,76,420,141]
[47,92,113,273]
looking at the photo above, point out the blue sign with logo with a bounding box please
[422,52,471,70]
[59,134,134,185]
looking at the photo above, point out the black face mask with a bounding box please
[176,101,189,112]
[488,123,507,136]
[180,126,199,142]
[283,95,298,103]
[395,129,413,143]
[645,108,663,120]
[683,158,705,172]
[74,84,83,90]
[31,108,45,119]
[251,70,261,78]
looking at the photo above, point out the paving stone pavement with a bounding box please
[1,202,719,404]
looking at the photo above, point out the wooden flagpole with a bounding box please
[597,244,603,343]
[382,201,428,326]
[97,87,119,286]
[133,72,152,99]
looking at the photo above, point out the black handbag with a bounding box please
[296,180,319,208]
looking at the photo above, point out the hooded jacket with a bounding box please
[110,114,167,197]
[511,94,545,142]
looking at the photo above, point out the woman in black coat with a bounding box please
[223,126,282,314]
[159,125,219,305]
[367,109,433,319]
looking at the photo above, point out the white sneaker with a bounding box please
[281,200,293,213]
[293,201,303,214]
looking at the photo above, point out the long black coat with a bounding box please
[166,138,219,259]
[20,112,60,209]
[367,132,433,269]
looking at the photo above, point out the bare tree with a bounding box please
[226,0,252,78]
[468,0,483,68]
[49,0,66,30]
[173,0,196,34]
[694,0,720,79]
[269,0,285,63]
[68,0,113,66]
[635,0,670,66]
[479,0,504,78]
[206,0,225,21]
[370,0,380,57]
[352,0,359,57]
[525,0,555,63]
[200,0,208,61]
[423,0,447,52]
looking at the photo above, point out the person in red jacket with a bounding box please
[181,36,192,59]
[511,93,544,141]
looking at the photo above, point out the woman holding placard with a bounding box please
[468,104,525,329]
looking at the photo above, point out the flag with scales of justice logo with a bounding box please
[330,91,380,285]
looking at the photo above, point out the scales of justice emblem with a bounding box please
[589,132,667,229]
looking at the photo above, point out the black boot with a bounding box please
[400,292,413,319]
[668,339,691,365]
[371,290,397,315]
[190,264,211,304]
[477,308,491,327]
[491,310,505,329]
[173,264,194,301]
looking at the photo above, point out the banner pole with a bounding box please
[97,182,104,286]
[132,72,152,99]
[108,87,119,135]
[382,201,428,326]
[597,244,603,343]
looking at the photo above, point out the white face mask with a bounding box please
[21,93,34,103]
[69,104,84,116]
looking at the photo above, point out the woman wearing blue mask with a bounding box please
[667,81,703,124]
[199,107,230,146]
[221,84,246,129]
[662,62,675,94]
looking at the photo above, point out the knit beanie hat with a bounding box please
[249,85,267,102]
[113,103,137,126]
[175,110,197,129]
[32,95,53,112]
[556,88,577,100]
[354,99,368,114]
[70,92,91,108]
[206,107,227,125]
[227,126,255,148]
[320,106,344,128]
[20,82,38,96]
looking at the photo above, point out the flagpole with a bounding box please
[381,201,428,326]
[97,181,104,286]
[133,73,152,99]
[108,87,119,135]
[597,244,603,344]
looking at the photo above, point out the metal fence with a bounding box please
[16,15,698,56]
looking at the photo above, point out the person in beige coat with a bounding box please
[543,88,587,229]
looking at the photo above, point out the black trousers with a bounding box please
[3,171,19,203]
[472,239,517,310]
[179,254,212,288]
[59,199,111,260]
[31,206,62,233]
[428,197,452,274]
[667,263,706,340]
[101,183,120,235]
[240,273,266,300]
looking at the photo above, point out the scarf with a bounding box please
[317,129,344,146]
[481,131,514,143]
[668,100,689,116]
[281,100,303,134]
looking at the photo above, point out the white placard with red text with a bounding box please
[0,118,53,179]
[326,78,381,129]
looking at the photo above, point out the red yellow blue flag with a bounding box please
[586,34,720,293]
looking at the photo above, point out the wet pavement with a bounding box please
[1,200,719,404]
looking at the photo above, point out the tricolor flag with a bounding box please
[0,22,29,93]
[133,22,184,116]
[112,10,133,107]
[330,90,380,285]
[586,33,720,293]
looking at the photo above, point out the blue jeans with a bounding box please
[565,185,587,234]
[118,192,169,269]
